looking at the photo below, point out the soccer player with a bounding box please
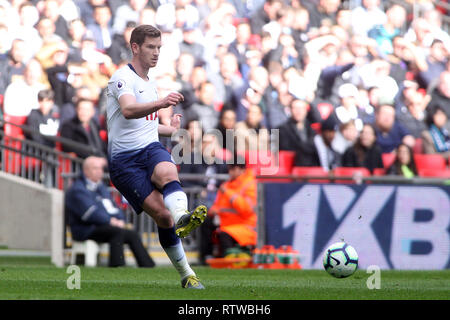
[106,24,207,289]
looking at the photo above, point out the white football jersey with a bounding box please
[106,64,160,157]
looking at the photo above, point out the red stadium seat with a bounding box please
[413,138,423,154]
[241,150,275,175]
[277,150,296,174]
[382,153,396,169]
[413,154,447,172]
[372,168,386,176]
[55,135,76,190]
[292,166,330,183]
[3,114,32,174]
[418,168,450,178]
[3,114,27,137]
[332,167,371,184]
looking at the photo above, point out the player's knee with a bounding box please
[153,163,179,186]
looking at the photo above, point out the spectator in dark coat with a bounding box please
[427,71,450,126]
[184,81,218,132]
[421,106,450,161]
[228,21,251,72]
[59,86,95,127]
[418,39,447,90]
[374,104,415,153]
[86,4,114,52]
[178,23,205,65]
[396,91,429,138]
[342,123,384,173]
[278,98,320,167]
[65,156,155,267]
[46,62,87,108]
[59,98,107,158]
[216,108,237,150]
[304,0,340,29]
[314,115,342,171]
[25,89,60,148]
[0,39,26,95]
[179,132,229,190]
[107,21,135,65]
[249,0,283,35]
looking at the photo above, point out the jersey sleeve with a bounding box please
[109,71,135,100]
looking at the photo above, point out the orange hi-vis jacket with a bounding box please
[210,168,257,246]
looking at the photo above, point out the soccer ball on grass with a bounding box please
[323,242,358,278]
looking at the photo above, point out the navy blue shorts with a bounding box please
[108,142,174,214]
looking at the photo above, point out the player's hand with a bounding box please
[170,113,182,129]
[162,92,184,108]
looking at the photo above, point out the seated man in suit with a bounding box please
[278,98,320,167]
[65,156,155,267]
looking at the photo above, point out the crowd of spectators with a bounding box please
[0,0,449,175]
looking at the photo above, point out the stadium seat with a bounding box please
[2,114,39,174]
[292,166,330,183]
[382,153,396,169]
[242,150,275,175]
[413,138,423,154]
[332,167,371,184]
[3,114,27,137]
[413,154,447,172]
[277,150,296,174]
[372,168,386,176]
[70,240,109,267]
[417,168,450,178]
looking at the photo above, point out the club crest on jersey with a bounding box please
[117,79,125,90]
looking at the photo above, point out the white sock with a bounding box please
[163,191,188,224]
[163,242,195,280]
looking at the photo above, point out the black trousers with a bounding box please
[198,216,238,264]
[88,225,155,268]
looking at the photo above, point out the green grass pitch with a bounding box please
[0,256,449,300]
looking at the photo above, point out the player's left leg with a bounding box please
[151,161,207,238]
[142,191,205,289]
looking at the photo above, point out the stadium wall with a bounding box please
[0,172,64,267]
[260,183,450,270]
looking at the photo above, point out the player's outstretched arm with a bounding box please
[119,92,184,119]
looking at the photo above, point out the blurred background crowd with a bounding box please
[0,0,449,175]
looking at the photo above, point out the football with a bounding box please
[323,242,358,278]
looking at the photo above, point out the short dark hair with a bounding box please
[228,152,246,169]
[431,39,443,47]
[38,89,55,101]
[93,4,110,11]
[129,24,161,48]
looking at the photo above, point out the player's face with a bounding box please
[136,36,161,69]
